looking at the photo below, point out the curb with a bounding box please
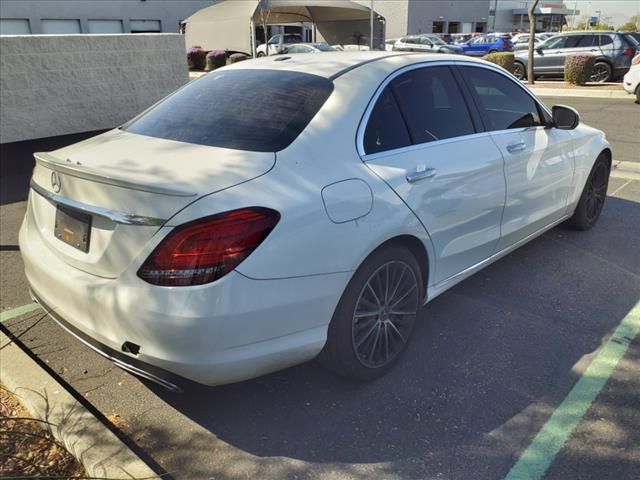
[611,160,640,180]
[527,87,630,99]
[0,329,161,479]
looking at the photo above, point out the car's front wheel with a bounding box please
[256,52,266,57]
[590,61,612,83]
[319,245,423,381]
[513,62,526,80]
[566,153,610,230]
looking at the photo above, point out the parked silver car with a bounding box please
[393,35,463,54]
[513,31,640,82]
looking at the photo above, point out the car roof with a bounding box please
[221,51,491,80]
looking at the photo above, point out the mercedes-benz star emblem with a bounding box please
[51,171,62,193]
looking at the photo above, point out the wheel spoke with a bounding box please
[387,321,406,344]
[368,324,382,361]
[354,310,379,318]
[390,283,417,310]
[387,265,407,306]
[366,282,382,309]
[355,321,379,348]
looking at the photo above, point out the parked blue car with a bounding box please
[460,34,513,56]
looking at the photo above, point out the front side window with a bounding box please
[462,67,543,131]
[542,36,566,49]
[390,66,475,144]
[124,70,333,152]
[269,35,281,44]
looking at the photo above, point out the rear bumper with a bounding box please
[20,214,350,387]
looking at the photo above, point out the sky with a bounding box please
[565,0,640,26]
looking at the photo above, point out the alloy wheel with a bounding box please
[589,63,610,83]
[513,63,525,80]
[351,261,419,368]
[585,162,608,222]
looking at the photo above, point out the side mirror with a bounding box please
[552,105,580,130]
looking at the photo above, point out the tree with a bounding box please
[618,21,638,32]
[257,0,271,56]
[527,0,540,85]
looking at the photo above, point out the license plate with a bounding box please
[54,206,92,253]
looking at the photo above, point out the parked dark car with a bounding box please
[513,31,640,82]
[460,34,513,56]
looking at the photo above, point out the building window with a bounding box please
[129,19,161,33]
[88,19,124,34]
[41,19,81,34]
[0,18,31,35]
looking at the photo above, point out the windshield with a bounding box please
[428,36,446,45]
[313,43,336,51]
[124,70,334,152]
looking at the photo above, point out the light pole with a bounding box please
[370,0,374,50]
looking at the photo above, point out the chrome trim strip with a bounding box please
[355,59,554,159]
[30,179,167,226]
[29,289,182,393]
[35,152,197,198]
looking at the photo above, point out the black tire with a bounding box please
[488,49,499,54]
[590,61,612,83]
[319,245,424,382]
[256,52,265,57]
[566,153,610,230]
[635,85,640,104]
[513,62,526,80]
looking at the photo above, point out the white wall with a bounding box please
[0,34,188,144]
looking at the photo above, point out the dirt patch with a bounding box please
[0,385,85,477]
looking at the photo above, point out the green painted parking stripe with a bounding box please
[0,303,41,323]
[505,301,640,480]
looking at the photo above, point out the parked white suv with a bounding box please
[256,33,303,56]
[623,54,640,103]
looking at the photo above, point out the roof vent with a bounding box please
[274,56,291,61]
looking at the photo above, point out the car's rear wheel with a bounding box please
[488,49,499,54]
[257,52,265,57]
[635,85,640,104]
[319,245,423,381]
[566,153,610,230]
[513,62,526,80]
[590,62,612,83]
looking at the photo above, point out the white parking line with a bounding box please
[505,301,640,480]
[0,303,41,323]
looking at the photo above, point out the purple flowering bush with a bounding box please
[187,46,207,71]
[205,50,227,71]
[564,54,596,85]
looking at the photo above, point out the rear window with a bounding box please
[124,70,334,152]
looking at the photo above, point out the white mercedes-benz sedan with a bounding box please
[20,52,612,390]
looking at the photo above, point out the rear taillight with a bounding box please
[623,48,636,57]
[138,207,280,286]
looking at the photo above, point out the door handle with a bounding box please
[506,141,526,153]
[406,166,437,183]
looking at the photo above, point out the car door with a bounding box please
[533,35,568,73]
[458,65,575,251]
[546,35,588,73]
[359,64,506,284]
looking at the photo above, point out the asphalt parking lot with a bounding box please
[1,96,639,480]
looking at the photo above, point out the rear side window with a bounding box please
[390,66,474,144]
[576,36,597,47]
[124,70,333,152]
[363,88,411,155]
[598,35,613,46]
[462,66,543,131]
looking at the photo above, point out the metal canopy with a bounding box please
[183,0,382,53]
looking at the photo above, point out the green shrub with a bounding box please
[564,54,596,85]
[229,53,249,64]
[482,52,515,74]
[205,50,227,71]
[187,46,207,71]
